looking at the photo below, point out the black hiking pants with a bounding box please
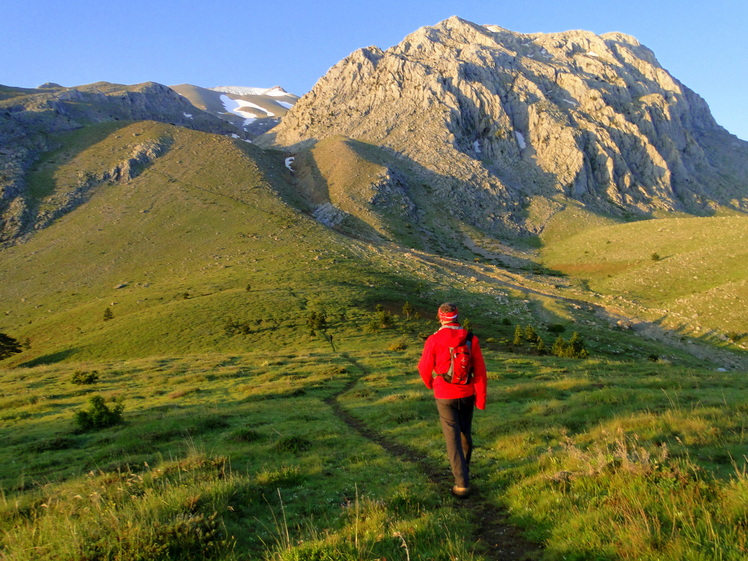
[436,396,475,488]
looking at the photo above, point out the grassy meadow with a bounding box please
[1,121,747,559]
[2,334,747,560]
[540,208,748,343]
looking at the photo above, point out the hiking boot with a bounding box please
[452,485,470,497]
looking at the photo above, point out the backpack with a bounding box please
[440,331,474,385]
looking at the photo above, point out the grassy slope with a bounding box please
[540,210,748,342]
[1,122,429,363]
[2,122,748,560]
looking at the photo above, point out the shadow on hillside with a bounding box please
[19,348,79,368]
[641,315,748,370]
[276,135,546,267]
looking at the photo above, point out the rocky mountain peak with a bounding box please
[262,17,748,235]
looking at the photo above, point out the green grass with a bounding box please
[2,119,748,559]
[0,348,478,561]
[540,214,748,341]
[340,348,748,560]
[1,341,747,560]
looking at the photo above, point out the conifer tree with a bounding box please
[513,325,523,345]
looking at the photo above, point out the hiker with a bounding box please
[418,302,487,497]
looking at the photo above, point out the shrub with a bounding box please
[71,370,99,385]
[230,428,263,442]
[103,307,114,321]
[75,395,125,430]
[388,337,408,351]
[224,317,251,335]
[275,436,312,453]
[551,332,589,359]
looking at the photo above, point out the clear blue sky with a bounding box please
[4,0,747,140]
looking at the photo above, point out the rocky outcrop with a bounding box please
[32,136,173,232]
[0,81,239,242]
[262,17,748,235]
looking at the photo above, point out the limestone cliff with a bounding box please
[262,17,748,235]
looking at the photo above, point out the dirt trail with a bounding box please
[325,364,542,561]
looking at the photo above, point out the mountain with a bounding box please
[169,84,298,136]
[0,18,745,366]
[260,16,748,238]
[0,81,243,242]
[0,81,297,243]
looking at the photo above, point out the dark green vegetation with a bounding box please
[1,119,746,559]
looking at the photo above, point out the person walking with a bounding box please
[418,302,487,497]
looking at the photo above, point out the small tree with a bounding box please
[103,307,114,321]
[463,318,473,333]
[552,332,589,359]
[0,333,23,360]
[513,325,523,346]
[524,325,539,343]
[378,308,393,328]
[536,337,546,354]
[402,301,414,320]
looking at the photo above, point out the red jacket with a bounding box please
[418,323,487,410]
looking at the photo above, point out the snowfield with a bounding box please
[219,94,265,127]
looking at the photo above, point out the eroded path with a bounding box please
[324,369,543,561]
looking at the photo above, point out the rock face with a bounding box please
[263,17,748,234]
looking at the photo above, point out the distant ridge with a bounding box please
[170,83,299,135]
[210,85,292,97]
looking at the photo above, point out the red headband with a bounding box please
[438,308,459,322]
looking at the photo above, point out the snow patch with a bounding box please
[212,85,289,97]
[183,112,193,119]
[515,131,527,150]
[473,140,482,154]
[285,157,295,171]
[277,101,293,109]
[220,94,274,118]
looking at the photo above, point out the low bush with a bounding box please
[75,395,125,430]
[71,370,99,385]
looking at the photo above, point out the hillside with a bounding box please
[0,81,242,242]
[0,121,418,362]
[2,118,744,368]
[540,213,748,342]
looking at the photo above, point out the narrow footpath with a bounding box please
[324,365,543,561]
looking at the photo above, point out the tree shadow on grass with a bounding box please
[18,348,78,368]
